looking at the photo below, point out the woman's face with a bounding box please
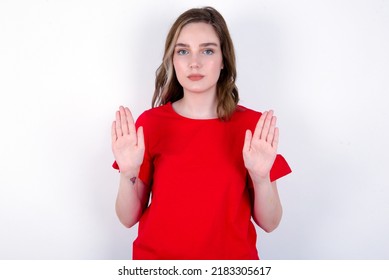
[173,22,223,96]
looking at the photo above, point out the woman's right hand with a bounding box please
[111,106,145,177]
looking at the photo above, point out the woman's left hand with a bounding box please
[243,110,279,183]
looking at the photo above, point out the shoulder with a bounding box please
[222,105,263,132]
[235,104,261,116]
[135,103,172,127]
[231,105,262,124]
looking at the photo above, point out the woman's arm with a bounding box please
[112,106,149,228]
[115,173,150,228]
[250,178,282,233]
[243,110,282,232]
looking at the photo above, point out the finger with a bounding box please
[253,111,267,139]
[125,107,136,136]
[260,110,274,140]
[115,110,123,136]
[111,121,117,142]
[119,106,129,135]
[272,127,279,150]
[266,116,277,143]
[243,129,252,153]
[137,126,145,150]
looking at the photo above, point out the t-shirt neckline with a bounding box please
[167,102,220,121]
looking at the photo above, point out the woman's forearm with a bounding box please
[251,175,283,233]
[115,171,149,228]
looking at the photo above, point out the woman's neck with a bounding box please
[172,92,218,119]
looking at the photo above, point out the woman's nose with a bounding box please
[189,54,201,69]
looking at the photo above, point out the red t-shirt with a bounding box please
[113,103,291,259]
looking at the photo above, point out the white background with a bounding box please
[0,0,388,259]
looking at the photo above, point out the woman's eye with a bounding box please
[177,49,189,55]
[203,49,214,55]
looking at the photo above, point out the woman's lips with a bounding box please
[188,74,204,81]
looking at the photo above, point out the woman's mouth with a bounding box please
[188,74,204,81]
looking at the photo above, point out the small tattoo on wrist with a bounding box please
[130,177,136,185]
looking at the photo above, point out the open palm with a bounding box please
[243,110,279,182]
[111,106,145,176]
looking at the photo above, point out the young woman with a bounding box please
[111,6,291,260]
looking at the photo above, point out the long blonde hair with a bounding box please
[152,7,239,120]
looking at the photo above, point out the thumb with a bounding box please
[243,129,252,153]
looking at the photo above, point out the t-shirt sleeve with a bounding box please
[270,154,292,182]
[112,161,119,170]
[111,111,153,187]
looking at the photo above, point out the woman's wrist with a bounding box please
[120,169,140,184]
[249,171,271,187]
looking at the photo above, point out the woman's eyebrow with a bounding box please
[175,43,190,48]
[200,42,219,47]
[175,42,219,48]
